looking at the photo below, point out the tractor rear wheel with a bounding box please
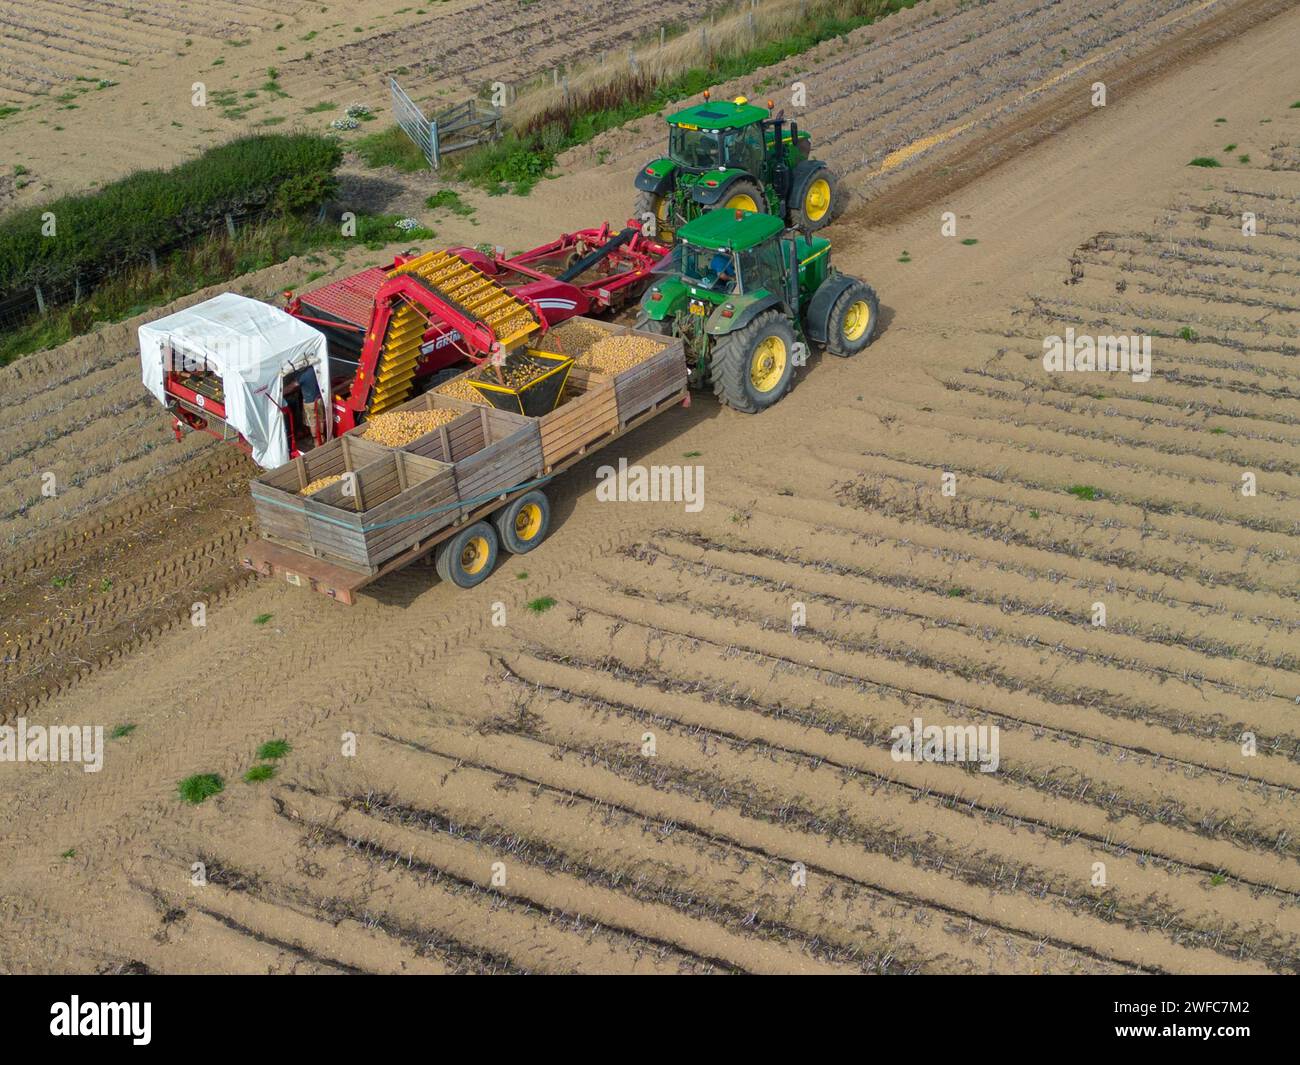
[790,165,841,232]
[494,490,550,555]
[824,280,879,357]
[633,312,673,336]
[714,179,765,215]
[633,190,672,240]
[710,310,797,413]
[435,521,499,589]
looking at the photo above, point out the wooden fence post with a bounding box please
[34,284,46,317]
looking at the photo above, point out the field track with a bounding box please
[2,0,1299,975]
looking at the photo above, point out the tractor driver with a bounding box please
[702,251,735,292]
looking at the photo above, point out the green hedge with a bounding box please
[0,132,343,295]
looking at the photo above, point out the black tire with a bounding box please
[710,310,797,413]
[633,311,673,336]
[434,521,498,589]
[708,178,765,216]
[823,279,880,357]
[789,165,841,232]
[633,189,672,239]
[493,490,550,555]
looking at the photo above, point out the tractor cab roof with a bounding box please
[677,209,785,251]
[666,98,768,131]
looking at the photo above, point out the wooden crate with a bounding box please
[559,317,687,426]
[258,449,457,569]
[250,435,390,550]
[536,368,618,470]
[609,327,687,425]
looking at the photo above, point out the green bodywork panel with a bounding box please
[666,100,770,130]
[677,210,785,251]
[642,157,676,179]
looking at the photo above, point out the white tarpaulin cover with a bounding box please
[139,293,330,469]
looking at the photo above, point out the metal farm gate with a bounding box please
[389,78,502,169]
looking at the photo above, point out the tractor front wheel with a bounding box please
[824,280,880,357]
[435,521,499,589]
[790,165,841,232]
[710,311,797,414]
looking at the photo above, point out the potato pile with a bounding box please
[362,407,461,447]
[573,334,665,377]
[300,474,343,496]
[549,319,607,353]
[435,376,487,405]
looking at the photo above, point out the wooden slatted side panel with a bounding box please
[452,407,544,508]
[359,453,459,564]
[611,333,688,426]
[537,369,618,469]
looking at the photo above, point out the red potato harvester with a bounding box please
[158,222,668,463]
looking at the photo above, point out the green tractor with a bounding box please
[636,208,878,414]
[634,95,843,242]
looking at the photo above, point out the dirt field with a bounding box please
[2,0,1299,974]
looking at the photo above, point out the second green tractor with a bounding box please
[634,95,843,241]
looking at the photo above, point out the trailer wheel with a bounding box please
[435,521,499,589]
[823,280,880,357]
[710,310,796,413]
[494,490,550,554]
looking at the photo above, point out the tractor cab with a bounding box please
[658,210,821,318]
[667,99,770,176]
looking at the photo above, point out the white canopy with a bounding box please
[139,293,330,469]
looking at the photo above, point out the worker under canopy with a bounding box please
[139,293,331,468]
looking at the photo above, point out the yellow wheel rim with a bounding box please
[804,177,831,222]
[514,503,543,541]
[461,535,490,575]
[843,299,871,341]
[750,335,788,393]
[726,192,759,212]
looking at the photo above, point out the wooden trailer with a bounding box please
[243,320,688,602]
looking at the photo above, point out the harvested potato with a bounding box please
[435,377,487,404]
[548,319,607,355]
[361,407,461,447]
[573,334,665,376]
[300,474,343,496]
